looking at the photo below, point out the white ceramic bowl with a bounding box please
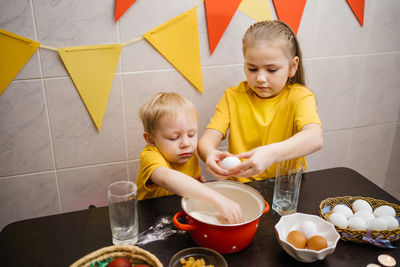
[275,213,340,263]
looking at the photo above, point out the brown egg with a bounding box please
[287,230,307,249]
[307,235,328,251]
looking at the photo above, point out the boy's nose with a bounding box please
[180,136,190,147]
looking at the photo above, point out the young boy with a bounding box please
[136,92,243,224]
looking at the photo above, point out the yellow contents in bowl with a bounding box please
[180,256,215,267]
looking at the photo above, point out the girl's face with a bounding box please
[244,41,299,99]
[145,113,198,165]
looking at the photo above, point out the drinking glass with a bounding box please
[272,160,303,216]
[107,181,138,245]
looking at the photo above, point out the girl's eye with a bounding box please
[248,68,257,72]
[268,69,278,73]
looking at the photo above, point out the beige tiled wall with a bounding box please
[1,0,399,230]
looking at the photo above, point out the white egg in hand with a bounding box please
[221,156,241,170]
[300,220,318,239]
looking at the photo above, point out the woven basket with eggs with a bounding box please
[319,196,400,247]
[70,245,163,267]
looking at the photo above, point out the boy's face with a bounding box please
[147,113,198,165]
[244,41,298,99]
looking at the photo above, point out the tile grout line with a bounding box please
[29,0,63,213]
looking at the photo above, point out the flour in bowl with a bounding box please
[189,211,229,225]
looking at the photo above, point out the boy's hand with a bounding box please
[214,194,244,224]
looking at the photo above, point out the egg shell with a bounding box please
[300,220,318,239]
[367,217,387,231]
[352,199,373,213]
[286,230,307,249]
[353,211,375,224]
[373,205,396,218]
[306,235,328,251]
[332,204,353,219]
[380,215,399,230]
[220,156,241,170]
[328,212,348,228]
[348,216,367,230]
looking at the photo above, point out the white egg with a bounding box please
[300,220,318,239]
[353,211,375,224]
[328,212,348,228]
[348,216,367,230]
[380,215,399,230]
[220,156,241,170]
[373,205,396,218]
[367,217,387,231]
[332,204,353,219]
[352,199,373,213]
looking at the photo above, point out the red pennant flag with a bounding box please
[205,0,242,55]
[346,0,365,26]
[115,0,137,22]
[272,0,307,35]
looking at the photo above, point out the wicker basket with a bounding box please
[319,196,400,246]
[70,245,163,267]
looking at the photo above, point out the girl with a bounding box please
[198,20,323,183]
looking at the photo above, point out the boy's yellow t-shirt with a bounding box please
[136,145,201,200]
[207,81,322,183]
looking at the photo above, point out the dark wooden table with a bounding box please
[1,167,399,266]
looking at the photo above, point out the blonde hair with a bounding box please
[242,20,305,86]
[139,92,198,135]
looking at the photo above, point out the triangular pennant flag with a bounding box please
[239,0,273,22]
[115,0,137,22]
[58,44,122,131]
[205,0,242,54]
[143,8,203,93]
[272,0,307,34]
[0,29,40,95]
[346,0,365,26]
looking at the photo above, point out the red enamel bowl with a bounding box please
[173,180,269,254]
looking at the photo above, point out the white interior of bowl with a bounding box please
[182,180,265,225]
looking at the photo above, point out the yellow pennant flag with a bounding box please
[143,7,203,93]
[239,0,273,21]
[58,44,122,131]
[0,29,40,95]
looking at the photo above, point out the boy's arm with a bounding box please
[232,123,323,177]
[150,166,243,224]
[198,129,231,178]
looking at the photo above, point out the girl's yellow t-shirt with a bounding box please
[136,145,201,200]
[207,81,322,183]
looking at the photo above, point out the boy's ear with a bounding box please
[143,132,155,146]
[289,56,299,77]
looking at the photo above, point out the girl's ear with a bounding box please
[289,56,299,77]
[143,132,155,146]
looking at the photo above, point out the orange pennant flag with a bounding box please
[115,0,137,22]
[143,8,203,93]
[272,0,307,34]
[205,0,242,54]
[0,29,40,95]
[58,44,122,131]
[346,0,365,26]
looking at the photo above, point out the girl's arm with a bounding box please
[198,129,232,179]
[150,166,244,224]
[231,123,323,177]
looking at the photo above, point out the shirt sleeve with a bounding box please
[294,93,322,131]
[140,148,169,192]
[206,91,230,138]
